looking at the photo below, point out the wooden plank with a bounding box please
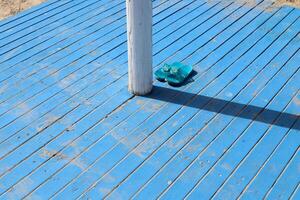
[0,0,203,144]
[165,0,271,66]
[0,0,111,47]
[211,83,299,199]
[16,1,243,198]
[188,70,294,198]
[84,1,280,198]
[0,0,127,106]
[0,0,210,197]
[289,183,300,200]
[0,0,298,199]
[240,132,300,199]
[215,93,297,198]
[0,0,123,68]
[0,0,188,156]
[2,0,192,122]
[0,0,89,47]
[52,1,290,198]
[0,0,230,198]
[0,0,192,149]
[0,0,185,80]
[185,62,300,199]
[0,86,133,200]
[101,5,294,199]
[0,0,67,32]
[133,46,299,200]
[0,0,183,112]
[128,15,300,200]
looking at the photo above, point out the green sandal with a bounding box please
[166,62,193,86]
[154,63,172,82]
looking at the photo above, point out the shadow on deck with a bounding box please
[147,86,300,130]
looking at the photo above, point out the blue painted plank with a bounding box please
[0,1,298,199]
[0,0,185,108]
[186,43,299,200]
[0,0,121,70]
[0,86,133,199]
[0,0,87,47]
[82,1,284,199]
[185,70,300,199]
[0,0,190,163]
[129,15,300,200]
[0,0,181,82]
[0,0,131,108]
[0,0,184,101]
[2,1,251,198]
[165,0,273,67]
[289,183,300,200]
[0,0,194,153]
[212,91,299,199]
[20,95,168,199]
[152,1,233,67]
[132,42,298,198]
[22,1,246,198]
[0,0,216,197]
[52,2,292,199]
[102,5,294,198]
[239,128,300,199]
[0,0,109,47]
[0,0,123,68]
[0,0,213,148]
[0,41,127,132]
[0,0,192,162]
[0,0,64,32]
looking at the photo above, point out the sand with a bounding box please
[274,0,300,7]
[222,0,300,8]
[0,0,45,20]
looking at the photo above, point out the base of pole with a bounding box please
[128,84,153,96]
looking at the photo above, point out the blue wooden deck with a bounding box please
[0,0,299,199]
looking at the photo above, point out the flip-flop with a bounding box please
[166,62,193,86]
[154,63,172,82]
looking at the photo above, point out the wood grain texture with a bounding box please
[0,0,299,199]
[127,0,153,95]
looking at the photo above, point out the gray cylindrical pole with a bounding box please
[126,0,153,95]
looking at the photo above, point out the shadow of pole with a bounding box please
[144,86,300,130]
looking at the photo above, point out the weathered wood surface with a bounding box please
[0,0,299,199]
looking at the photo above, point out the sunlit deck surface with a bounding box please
[0,0,299,199]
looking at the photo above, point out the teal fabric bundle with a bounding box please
[154,62,193,86]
